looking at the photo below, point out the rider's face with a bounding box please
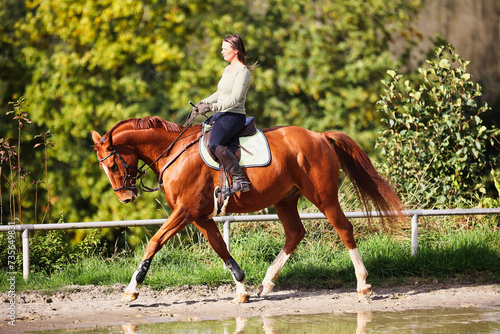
[221,41,238,63]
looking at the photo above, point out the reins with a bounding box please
[99,102,206,193]
[136,108,204,192]
[154,135,201,191]
[136,120,196,192]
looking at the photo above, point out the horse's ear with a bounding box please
[91,130,102,144]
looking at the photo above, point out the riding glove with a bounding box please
[195,102,212,115]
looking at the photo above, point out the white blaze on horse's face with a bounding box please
[101,164,111,179]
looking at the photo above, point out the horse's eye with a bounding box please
[110,163,119,172]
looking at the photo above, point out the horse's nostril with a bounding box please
[123,198,131,204]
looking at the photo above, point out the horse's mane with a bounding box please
[102,116,183,143]
[131,116,184,132]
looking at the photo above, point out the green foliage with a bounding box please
[0,223,103,276]
[376,44,500,208]
[246,0,422,148]
[2,216,499,292]
[22,211,103,274]
[1,0,422,227]
[0,0,27,104]
[28,227,102,274]
[481,170,500,208]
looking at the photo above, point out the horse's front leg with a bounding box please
[121,209,189,303]
[193,219,250,303]
[121,259,150,303]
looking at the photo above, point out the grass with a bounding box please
[1,215,499,293]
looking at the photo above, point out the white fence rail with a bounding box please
[1,208,499,281]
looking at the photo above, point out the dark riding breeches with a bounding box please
[208,112,246,154]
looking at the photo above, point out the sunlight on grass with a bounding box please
[0,213,498,293]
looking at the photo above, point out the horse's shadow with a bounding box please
[128,297,232,308]
[127,288,342,309]
[129,302,171,308]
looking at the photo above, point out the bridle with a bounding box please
[98,149,143,192]
[98,135,200,193]
[97,109,204,193]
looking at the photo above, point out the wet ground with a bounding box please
[23,307,500,333]
[2,282,499,333]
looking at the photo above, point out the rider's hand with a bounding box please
[195,102,212,115]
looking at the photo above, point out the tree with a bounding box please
[376,44,499,208]
[223,0,423,150]
[1,0,422,230]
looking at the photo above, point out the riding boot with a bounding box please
[214,145,251,193]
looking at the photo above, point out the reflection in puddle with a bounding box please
[31,307,500,333]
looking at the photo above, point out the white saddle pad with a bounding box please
[199,126,271,170]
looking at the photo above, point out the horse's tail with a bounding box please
[323,131,405,223]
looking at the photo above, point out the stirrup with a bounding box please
[231,180,251,194]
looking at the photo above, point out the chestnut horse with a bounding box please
[91,116,403,303]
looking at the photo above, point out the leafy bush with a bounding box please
[28,227,102,274]
[0,218,103,275]
[376,44,499,208]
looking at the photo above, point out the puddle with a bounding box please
[23,307,500,333]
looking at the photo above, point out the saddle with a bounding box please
[199,116,271,218]
[202,117,257,162]
[199,117,270,171]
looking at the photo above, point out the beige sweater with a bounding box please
[202,65,251,114]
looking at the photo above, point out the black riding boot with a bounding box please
[214,145,251,193]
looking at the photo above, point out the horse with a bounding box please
[91,116,404,303]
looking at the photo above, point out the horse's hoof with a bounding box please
[357,287,373,300]
[121,291,139,303]
[257,282,275,297]
[232,293,250,304]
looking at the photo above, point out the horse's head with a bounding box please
[92,130,139,203]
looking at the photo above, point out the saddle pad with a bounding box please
[199,127,271,170]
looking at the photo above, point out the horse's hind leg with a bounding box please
[301,164,371,298]
[258,196,305,296]
[322,201,372,299]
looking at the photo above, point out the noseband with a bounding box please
[98,149,143,192]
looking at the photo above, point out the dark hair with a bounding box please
[223,34,258,70]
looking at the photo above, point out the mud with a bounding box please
[2,282,499,333]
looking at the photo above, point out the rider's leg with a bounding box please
[208,112,250,193]
[214,145,250,193]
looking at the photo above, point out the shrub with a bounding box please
[376,44,499,208]
[28,227,102,274]
[0,216,103,275]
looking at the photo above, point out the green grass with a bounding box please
[1,217,499,293]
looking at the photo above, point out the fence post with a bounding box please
[411,214,419,257]
[22,228,30,281]
[223,218,232,253]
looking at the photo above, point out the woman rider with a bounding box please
[194,34,254,194]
